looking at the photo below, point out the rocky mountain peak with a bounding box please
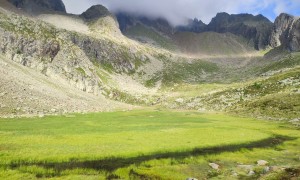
[8,0,66,14]
[207,12,273,50]
[116,12,175,35]
[80,5,111,21]
[270,13,297,48]
[176,18,206,33]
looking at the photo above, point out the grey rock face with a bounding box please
[270,13,296,48]
[8,0,66,13]
[270,13,300,51]
[207,12,273,50]
[116,12,175,35]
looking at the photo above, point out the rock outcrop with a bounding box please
[176,18,206,33]
[8,0,66,14]
[80,5,111,21]
[207,12,273,50]
[116,12,175,35]
[270,13,300,51]
[116,12,273,50]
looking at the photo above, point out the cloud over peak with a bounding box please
[62,0,300,25]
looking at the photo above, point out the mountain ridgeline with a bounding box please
[8,0,66,14]
[117,11,300,52]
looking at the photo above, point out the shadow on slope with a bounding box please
[8,135,295,175]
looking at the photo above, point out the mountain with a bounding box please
[8,0,66,14]
[0,0,300,118]
[80,4,111,21]
[176,18,207,33]
[270,13,300,51]
[115,12,274,50]
[207,13,273,50]
[116,12,175,35]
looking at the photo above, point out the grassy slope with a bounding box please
[124,24,177,51]
[173,32,254,56]
[163,53,300,121]
[0,110,299,179]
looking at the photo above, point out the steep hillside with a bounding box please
[207,13,273,50]
[0,54,128,117]
[124,23,177,50]
[8,0,66,14]
[173,31,255,56]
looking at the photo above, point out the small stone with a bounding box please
[270,166,279,171]
[209,163,220,170]
[264,166,270,173]
[175,98,184,103]
[38,113,45,118]
[51,109,57,113]
[248,170,255,176]
[289,119,299,123]
[257,160,268,166]
[186,178,198,180]
[0,92,7,97]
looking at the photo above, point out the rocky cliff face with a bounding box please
[176,18,206,33]
[207,12,273,50]
[8,0,66,14]
[116,12,175,35]
[270,13,300,51]
[116,12,273,50]
[80,5,111,21]
[0,9,148,96]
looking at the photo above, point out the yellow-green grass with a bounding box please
[0,110,299,179]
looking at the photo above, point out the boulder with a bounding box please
[209,163,220,170]
[257,160,268,166]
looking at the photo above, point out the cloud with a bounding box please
[62,0,300,25]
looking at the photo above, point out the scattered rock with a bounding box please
[51,108,57,113]
[264,166,270,173]
[209,163,220,170]
[175,98,184,103]
[38,113,45,118]
[270,166,280,171]
[289,119,300,123]
[257,160,268,166]
[248,170,255,176]
[186,178,198,180]
[232,172,238,176]
[0,92,7,97]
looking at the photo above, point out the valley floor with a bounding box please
[0,110,299,179]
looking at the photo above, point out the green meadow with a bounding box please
[0,110,299,179]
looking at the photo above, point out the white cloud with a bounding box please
[62,0,300,25]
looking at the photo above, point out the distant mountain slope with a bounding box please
[206,13,273,50]
[173,32,255,56]
[116,12,273,51]
[8,0,66,14]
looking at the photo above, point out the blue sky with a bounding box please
[63,0,300,25]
